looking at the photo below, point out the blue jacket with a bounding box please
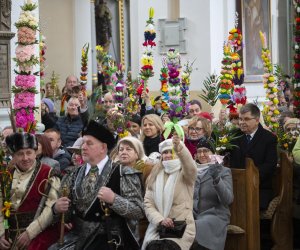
[54,114,86,147]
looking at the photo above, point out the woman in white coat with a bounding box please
[142,134,197,250]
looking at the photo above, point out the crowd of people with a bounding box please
[0,74,298,250]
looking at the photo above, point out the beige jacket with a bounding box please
[144,143,197,249]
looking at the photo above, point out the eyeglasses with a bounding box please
[188,127,203,132]
[239,117,256,122]
[197,148,210,154]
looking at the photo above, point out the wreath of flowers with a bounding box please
[139,7,156,96]
[293,1,300,118]
[260,31,280,131]
[219,44,234,105]
[13,0,39,132]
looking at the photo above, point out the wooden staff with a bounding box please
[59,185,69,246]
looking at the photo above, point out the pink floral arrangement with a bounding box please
[17,27,36,44]
[14,92,36,109]
[13,1,39,132]
[15,45,35,62]
[15,75,36,89]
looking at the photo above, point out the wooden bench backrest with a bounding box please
[225,158,260,250]
[271,152,293,250]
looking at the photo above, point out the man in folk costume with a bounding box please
[0,132,61,250]
[53,120,144,250]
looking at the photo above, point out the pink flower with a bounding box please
[268,83,275,88]
[16,45,35,62]
[15,75,36,88]
[17,27,36,44]
[15,109,35,130]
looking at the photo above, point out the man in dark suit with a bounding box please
[230,103,277,210]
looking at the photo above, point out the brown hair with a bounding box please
[35,134,54,158]
[45,128,61,138]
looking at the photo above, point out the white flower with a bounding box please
[296,44,299,50]
[297,7,300,12]
[29,21,37,27]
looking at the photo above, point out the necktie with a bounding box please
[88,166,99,183]
[246,134,251,143]
[81,166,99,195]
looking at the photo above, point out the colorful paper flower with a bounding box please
[260,31,280,131]
[218,44,234,105]
[139,7,156,93]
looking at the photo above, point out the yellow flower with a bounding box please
[273,109,280,115]
[95,45,103,51]
[284,143,288,148]
[272,87,278,93]
[2,201,12,218]
[220,137,228,144]
[273,98,279,105]
[268,76,275,82]
[149,7,154,18]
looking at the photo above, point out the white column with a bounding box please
[74,0,93,92]
[1,1,41,129]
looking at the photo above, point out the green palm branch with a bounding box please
[198,74,220,107]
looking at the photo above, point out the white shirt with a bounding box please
[247,127,259,141]
[85,155,109,176]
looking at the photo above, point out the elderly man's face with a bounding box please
[81,135,107,165]
[103,94,115,110]
[67,99,80,117]
[14,148,36,171]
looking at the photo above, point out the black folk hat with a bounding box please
[5,132,38,154]
[82,120,116,150]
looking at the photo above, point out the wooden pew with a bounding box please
[225,158,260,250]
[270,152,293,250]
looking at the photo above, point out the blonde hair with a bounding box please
[188,116,212,137]
[145,162,163,190]
[140,114,164,141]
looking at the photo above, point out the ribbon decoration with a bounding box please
[163,121,185,141]
[2,201,12,217]
[209,155,225,164]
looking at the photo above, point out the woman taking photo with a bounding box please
[142,134,197,250]
[192,137,233,250]
[141,114,164,156]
